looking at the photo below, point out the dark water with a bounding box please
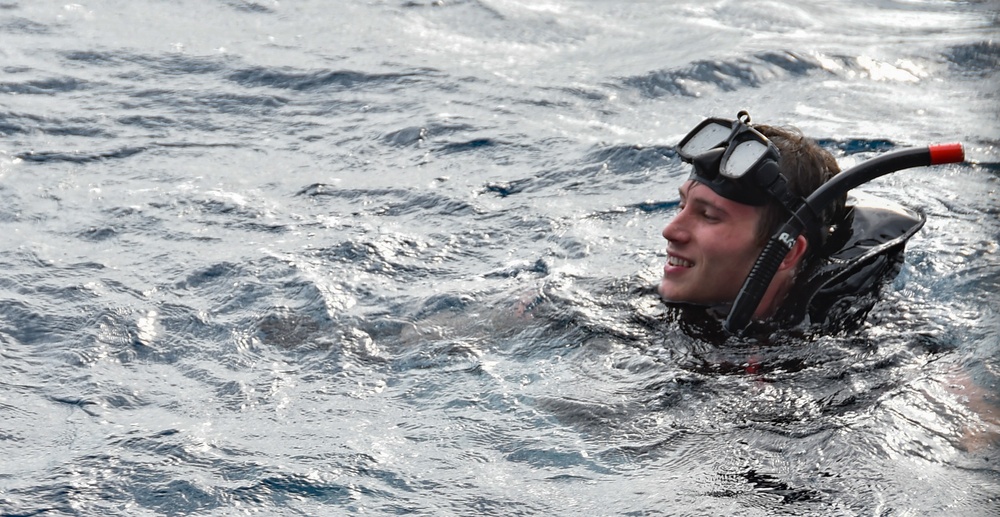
[2,1,999,515]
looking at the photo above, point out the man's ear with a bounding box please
[778,235,808,271]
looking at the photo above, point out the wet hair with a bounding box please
[752,125,844,260]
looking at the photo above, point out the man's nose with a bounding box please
[662,212,689,244]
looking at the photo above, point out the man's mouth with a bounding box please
[667,254,694,267]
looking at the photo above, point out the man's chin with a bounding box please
[658,280,721,307]
[658,280,685,302]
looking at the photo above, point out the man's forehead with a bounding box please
[679,180,721,203]
[681,180,759,214]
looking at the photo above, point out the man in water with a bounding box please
[658,113,844,321]
[655,115,998,449]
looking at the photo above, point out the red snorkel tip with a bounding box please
[929,143,964,165]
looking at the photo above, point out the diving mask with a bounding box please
[678,110,801,213]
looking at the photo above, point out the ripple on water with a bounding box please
[1,0,998,515]
[622,50,826,98]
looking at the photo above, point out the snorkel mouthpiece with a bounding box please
[724,142,966,334]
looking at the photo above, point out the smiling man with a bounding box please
[658,112,844,321]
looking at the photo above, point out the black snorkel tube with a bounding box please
[724,142,965,333]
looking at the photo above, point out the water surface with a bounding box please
[1,1,998,515]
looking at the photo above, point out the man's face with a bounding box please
[659,180,766,305]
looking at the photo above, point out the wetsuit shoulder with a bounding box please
[780,192,926,331]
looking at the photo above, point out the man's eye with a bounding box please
[702,211,719,221]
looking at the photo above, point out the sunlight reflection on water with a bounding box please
[1,0,998,515]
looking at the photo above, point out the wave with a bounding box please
[222,0,276,14]
[583,144,678,173]
[0,15,49,34]
[0,111,113,137]
[814,138,899,155]
[945,40,1000,77]
[227,66,441,92]
[481,143,680,199]
[14,146,147,163]
[11,141,245,163]
[623,42,998,98]
[297,184,481,217]
[622,50,825,97]
[0,76,88,95]
[61,50,229,75]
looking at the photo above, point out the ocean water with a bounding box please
[1,0,998,515]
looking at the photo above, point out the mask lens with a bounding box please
[722,140,768,178]
[680,122,730,157]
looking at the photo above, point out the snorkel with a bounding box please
[723,141,965,333]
